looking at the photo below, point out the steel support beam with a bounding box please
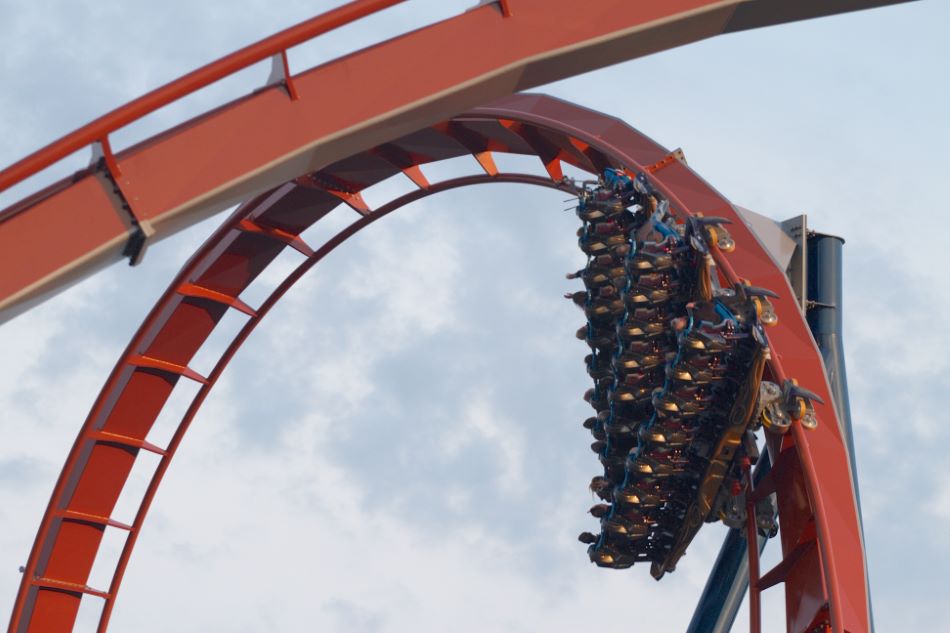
[0,0,915,324]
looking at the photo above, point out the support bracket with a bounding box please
[90,138,154,266]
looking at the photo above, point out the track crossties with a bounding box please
[5,95,869,633]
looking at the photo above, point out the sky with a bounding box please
[1,1,948,632]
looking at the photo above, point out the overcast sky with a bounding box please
[1,2,948,632]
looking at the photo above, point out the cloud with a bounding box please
[438,387,526,495]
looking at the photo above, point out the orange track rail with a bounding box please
[0,0,909,323]
[8,93,869,633]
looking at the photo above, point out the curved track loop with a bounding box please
[0,0,907,323]
[10,94,866,633]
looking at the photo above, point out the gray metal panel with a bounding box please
[781,214,808,314]
[733,206,807,312]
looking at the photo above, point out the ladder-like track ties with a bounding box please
[30,577,110,599]
[370,144,432,190]
[55,510,134,532]
[297,173,372,216]
[88,430,168,456]
[176,282,257,317]
[432,121,502,177]
[498,119,565,181]
[236,218,316,257]
[474,151,499,177]
[128,354,208,384]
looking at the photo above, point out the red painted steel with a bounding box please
[743,457,762,633]
[94,172,567,633]
[7,95,869,633]
[0,0,909,323]
[480,95,870,632]
[0,0,405,193]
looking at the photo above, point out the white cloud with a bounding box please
[439,388,526,495]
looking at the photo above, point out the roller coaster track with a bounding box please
[0,1,909,632]
[0,0,909,323]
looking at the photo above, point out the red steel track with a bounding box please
[7,94,868,633]
[0,0,908,323]
[0,1,903,632]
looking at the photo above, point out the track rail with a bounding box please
[8,94,868,633]
[0,0,909,323]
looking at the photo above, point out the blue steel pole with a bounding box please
[805,234,859,505]
[806,232,874,631]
